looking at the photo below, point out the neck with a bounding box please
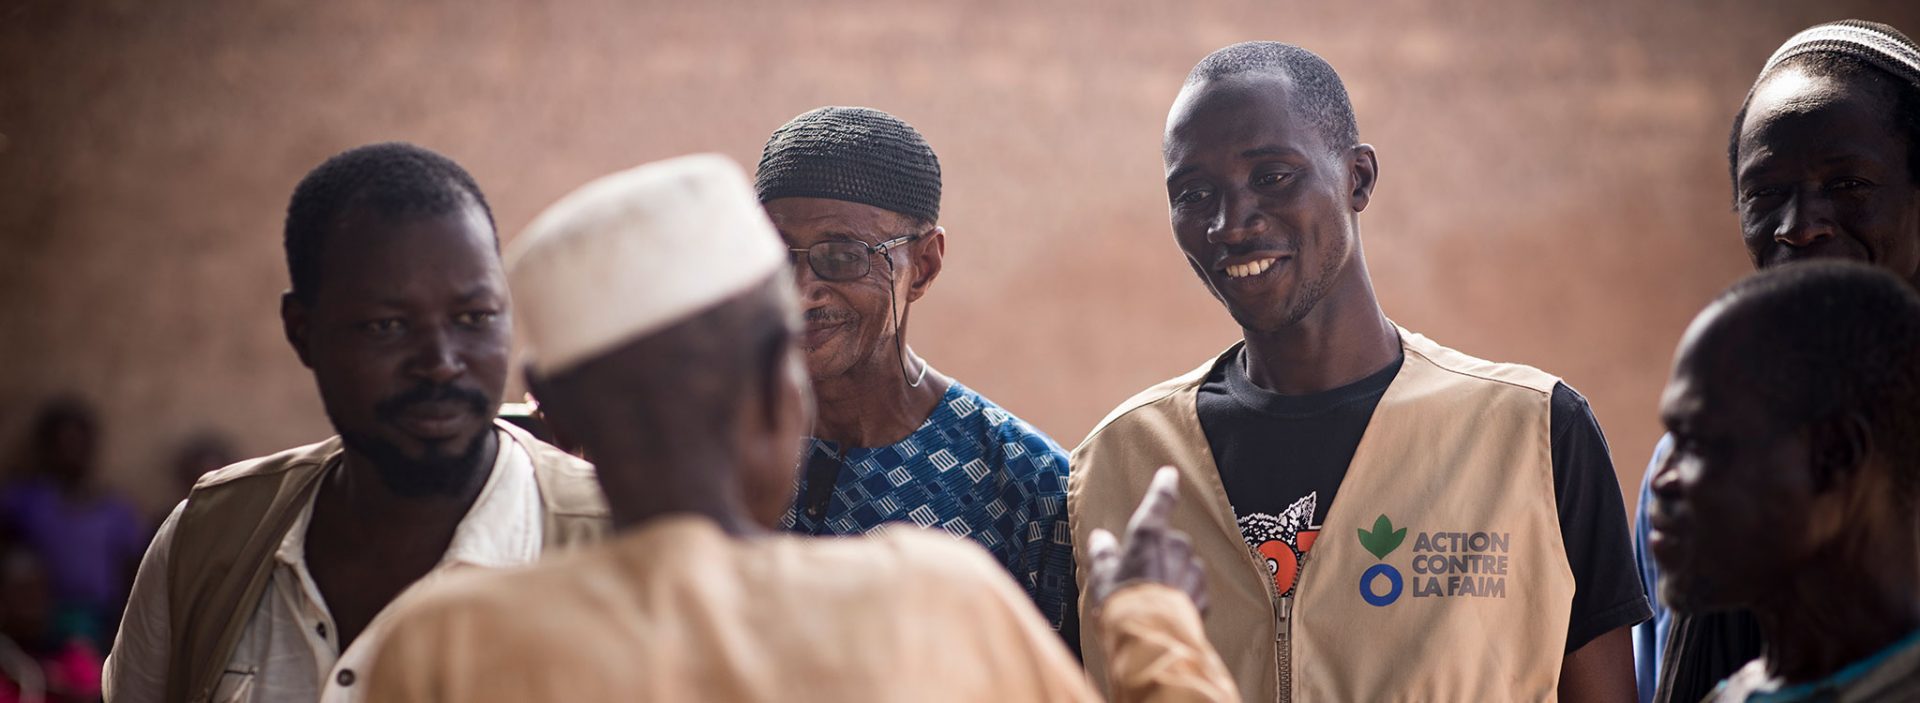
[1241,257,1399,395]
[595,445,766,538]
[1753,510,1920,684]
[331,430,497,526]
[809,344,950,448]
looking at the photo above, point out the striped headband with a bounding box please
[1761,19,1920,89]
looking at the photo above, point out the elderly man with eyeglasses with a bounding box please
[755,106,1077,641]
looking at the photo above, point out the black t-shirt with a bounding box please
[1196,346,1651,655]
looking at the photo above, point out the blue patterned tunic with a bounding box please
[779,382,1074,630]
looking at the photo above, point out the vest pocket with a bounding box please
[210,669,255,702]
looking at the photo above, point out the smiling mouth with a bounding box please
[1223,257,1280,279]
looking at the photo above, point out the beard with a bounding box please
[339,426,492,498]
[336,381,496,498]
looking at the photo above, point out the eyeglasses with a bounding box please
[787,232,923,282]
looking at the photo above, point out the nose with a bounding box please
[1774,188,1838,248]
[407,324,465,385]
[789,253,833,304]
[1648,438,1685,501]
[1207,188,1268,245]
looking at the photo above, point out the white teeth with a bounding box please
[1225,258,1277,279]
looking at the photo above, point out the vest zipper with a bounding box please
[1276,594,1293,703]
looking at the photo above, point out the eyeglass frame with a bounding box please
[785,231,926,282]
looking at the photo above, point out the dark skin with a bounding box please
[1650,305,1919,685]
[530,284,813,536]
[1165,72,1635,702]
[280,202,510,649]
[1737,67,1920,285]
[1163,73,1397,395]
[764,197,952,448]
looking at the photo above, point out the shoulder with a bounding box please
[950,385,1068,475]
[1077,348,1233,450]
[1399,327,1561,398]
[863,524,1022,585]
[192,436,342,491]
[385,550,607,645]
[509,423,607,520]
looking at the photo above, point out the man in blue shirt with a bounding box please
[754,106,1075,635]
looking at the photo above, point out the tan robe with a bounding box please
[365,516,1236,702]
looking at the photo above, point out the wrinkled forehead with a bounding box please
[763,196,917,244]
[1743,66,1898,142]
[1164,73,1320,163]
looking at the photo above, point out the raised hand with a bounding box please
[1087,466,1208,614]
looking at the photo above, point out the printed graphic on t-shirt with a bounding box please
[1238,491,1321,597]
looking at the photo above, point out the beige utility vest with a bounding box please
[161,420,608,703]
[1071,327,1574,702]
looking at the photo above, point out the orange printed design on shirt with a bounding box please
[1238,492,1320,597]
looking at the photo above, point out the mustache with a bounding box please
[374,382,492,423]
[804,308,857,325]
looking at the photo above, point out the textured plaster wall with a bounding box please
[3,0,1916,515]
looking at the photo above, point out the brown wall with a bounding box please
[4,0,1916,516]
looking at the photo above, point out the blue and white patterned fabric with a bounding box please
[779,382,1074,630]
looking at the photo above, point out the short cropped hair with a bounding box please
[1715,261,1920,498]
[283,142,496,303]
[1186,41,1360,152]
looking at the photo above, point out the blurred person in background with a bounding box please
[366,154,1234,702]
[756,107,1076,635]
[0,543,103,703]
[163,432,234,517]
[1630,19,1920,703]
[0,397,147,652]
[1070,41,1646,702]
[1648,261,1920,702]
[104,142,608,703]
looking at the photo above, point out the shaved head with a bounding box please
[1181,41,1359,155]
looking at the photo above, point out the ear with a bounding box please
[1808,411,1872,493]
[1348,144,1379,213]
[281,292,315,369]
[905,227,945,304]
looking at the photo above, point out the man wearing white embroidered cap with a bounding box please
[363,154,1238,701]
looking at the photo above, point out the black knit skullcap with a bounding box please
[754,106,942,224]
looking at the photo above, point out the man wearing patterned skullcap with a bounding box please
[754,107,1077,636]
[1628,20,1920,703]
[362,154,1238,701]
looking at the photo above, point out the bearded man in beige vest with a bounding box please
[103,142,607,703]
[1070,42,1650,701]
[362,153,1236,701]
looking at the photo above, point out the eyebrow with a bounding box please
[1165,144,1307,186]
[455,286,501,304]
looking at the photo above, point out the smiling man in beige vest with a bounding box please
[1070,42,1649,701]
[103,143,607,703]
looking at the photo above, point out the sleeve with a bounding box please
[1550,383,1654,655]
[102,500,184,703]
[1097,583,1241,703]
[1632,436,1673,703]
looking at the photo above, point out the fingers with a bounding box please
[1087,528,1120,603]
[1123,466,1181,541]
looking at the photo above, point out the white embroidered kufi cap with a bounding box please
[506,153,785,375]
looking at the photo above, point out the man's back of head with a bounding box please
[507,153,805,531]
